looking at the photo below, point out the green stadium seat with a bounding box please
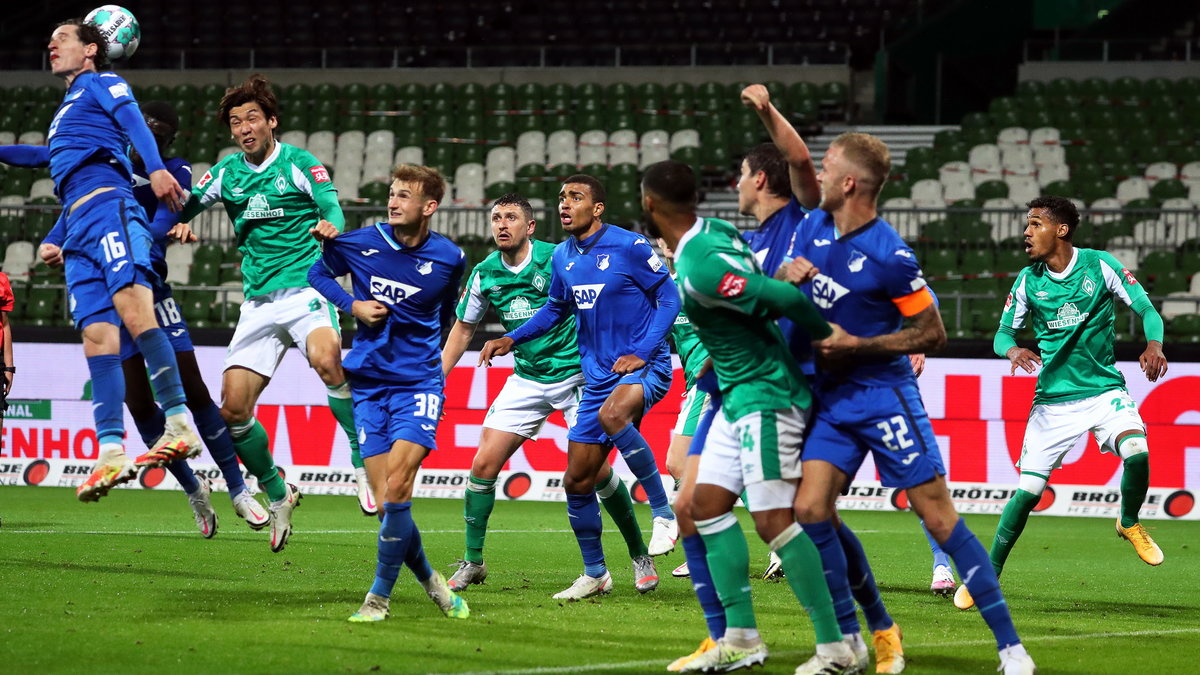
[934,142,969,166]
[484,181,516,201]
[960,126,995,147]
[1141,250,1177,273]
[960,248,996,272]
[975,180,1008,201]
[1152,270,1188,294]
[933,129,961,148]
[1020,110,1053,129]
[193,244,223,266]
[1169,314,1200,342]
[905,146,935,165]
[1016,80,1045,98]
[1042,180,1074,197]
[922,247,958,275]
[996,248,1030,273]
[879,180,910,203]
[189,261,220,286]
[1151,179,1188,202]
[283,83,311,104]
[1077,178,1115,204]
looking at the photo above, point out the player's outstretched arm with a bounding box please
[820,302,946,360]
[0,145,50,168]
[478,336,514,366]
[441,320,479,377]
[741,84,819,209]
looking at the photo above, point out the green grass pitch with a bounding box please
[0,486,1196,674]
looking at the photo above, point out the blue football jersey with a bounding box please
[133,157,191,279]
[316,223,465,385]
[47,72,142,203]
[742,197,815,372]
[741,197,810,277]
[547,224,676,383]
[787,209,930,387]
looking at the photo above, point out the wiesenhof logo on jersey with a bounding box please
[243,194,284,219]
[572,283,605,309]
[810,273,850,309]
[370,276,422,304]
[1047,302,1089,329]
[503,296,536,321]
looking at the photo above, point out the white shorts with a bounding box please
[1018,389,1146,476]
[695,405,807,512]
[482,372,585,439]
[673,384,711,437]
[224,287,339,377]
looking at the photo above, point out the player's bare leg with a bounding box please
[450,427,526,590]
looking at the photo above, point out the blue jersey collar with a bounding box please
[374,222,431,251]
[572,223,609,254]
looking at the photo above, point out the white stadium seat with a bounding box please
[485,147,515,185]
[547,130,578,167]
[608,130,639,166]
[1005,176,1040,206]
[578,130,609,166]
[1037,163,1070,188]
[996,127,1029,152]
[938,160,970,185]
[1031,144,1065,167]
[669,129,700,152]
[17,131,45,145]
[881,197,919,240]
[395,146,424,167]
[1161,293,1198,320]
[279,130,307,150]
[515,131,546,168]
[1132,219,1167,245]
[1180,161,1200,190]
[453,163,485,206]
[968,144,1001,174]
[911,178,944,205]
[1028,127,1060,146]
[29,178,56,200]
[2,241,34,280]
[1115,177,1151,204]
[1143,161,1178,185]
[1001,145,1033,170]
[1089,197,1122,224]
[942,176,975,202]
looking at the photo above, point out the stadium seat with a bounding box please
[1005,176,1040,205]
[911,179,945,207]
[1116,177,1151,204]
[1160,292,1198,319]
[938,160,970,185]
[1032,144,1065,167]
[1151,179,1188,202]
[1134,220,1169,246]
[1038,164,1070,188]
[996,127,1029,150]
[1144,161,1178,185]
[943,177,975,203]
[516,131,547,168]
[881,197,919,240]
[968,144,1001,175]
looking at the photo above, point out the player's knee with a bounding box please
[219,404,252,427]
[793,497,829,523]
[752,512,789,543]
[597,407,628,435]
[1117,434,1148,461]
[563,472,595,494]
[470,454,503,481]
[1016,473,1048,496]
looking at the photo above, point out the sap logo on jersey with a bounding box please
[810,273,850,309]
[370,276,422,304]
[572,283,605,309]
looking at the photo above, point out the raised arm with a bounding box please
[742,84,820,209]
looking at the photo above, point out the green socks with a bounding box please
[696,512,756,629]
[464,475,497,564]
[1120,451,1150,528]
[989,486,1041,576]
[326,383,362,469]
[230,418,287,502]
[597,471,648,558]
[772,524,843,644]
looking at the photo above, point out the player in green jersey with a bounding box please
[654,237,711,582]
[955,196,1169,610]
[441,193,651,590]
[643,159,857,674]
[172,75,364,551]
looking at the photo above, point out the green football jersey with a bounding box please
[671,306,709,389]
[674,217,814,420]
[998,247,1150,404]
[457,240,581,384]
[181,141,343,298]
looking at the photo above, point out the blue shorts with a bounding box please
[351,379,444,459]
[569,355,673,445]
[62,191,154,329]
[687,393,722,457]
[803,380,945,489]
[119,279,194,360]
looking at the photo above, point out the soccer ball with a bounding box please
[84,5,141,61]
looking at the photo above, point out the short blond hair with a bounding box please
[831,132,891,199]
[392,164,447,204]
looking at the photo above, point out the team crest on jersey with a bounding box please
[416,260,433,275]
[572,283,605,309]
[503,296,536,321]
[1047,302,1089,329]
[273,172,287,194]
[533,274,546,291]
[1082,277,1096,296]
[810,273,851,309]
[847,250,867,273]
[310,165,331,183]
[596,254,610,270]
[718,272,747,298]
[370,276,421,304]
[244,194,284,219]
[1120,268,1138,285]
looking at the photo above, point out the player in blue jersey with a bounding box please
[479,174,679,600]
[308,164,468,622]
[7,19,200,503]
[33,101,269,534]
[780,132,1035,675]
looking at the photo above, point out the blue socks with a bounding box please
[133,328,186,414]
[609,423,673,519]
[837,522,894,633]
[369,501,424,598]
[86,354,125,442]
[922,520,952,570]
[566,492,607,578]
[682,533,726,640]
[804,519,861,635]
[192,401,248,497]
[942,518,1021,650]
[404,514,433,583]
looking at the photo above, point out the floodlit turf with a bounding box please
[0,486,1196,674]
